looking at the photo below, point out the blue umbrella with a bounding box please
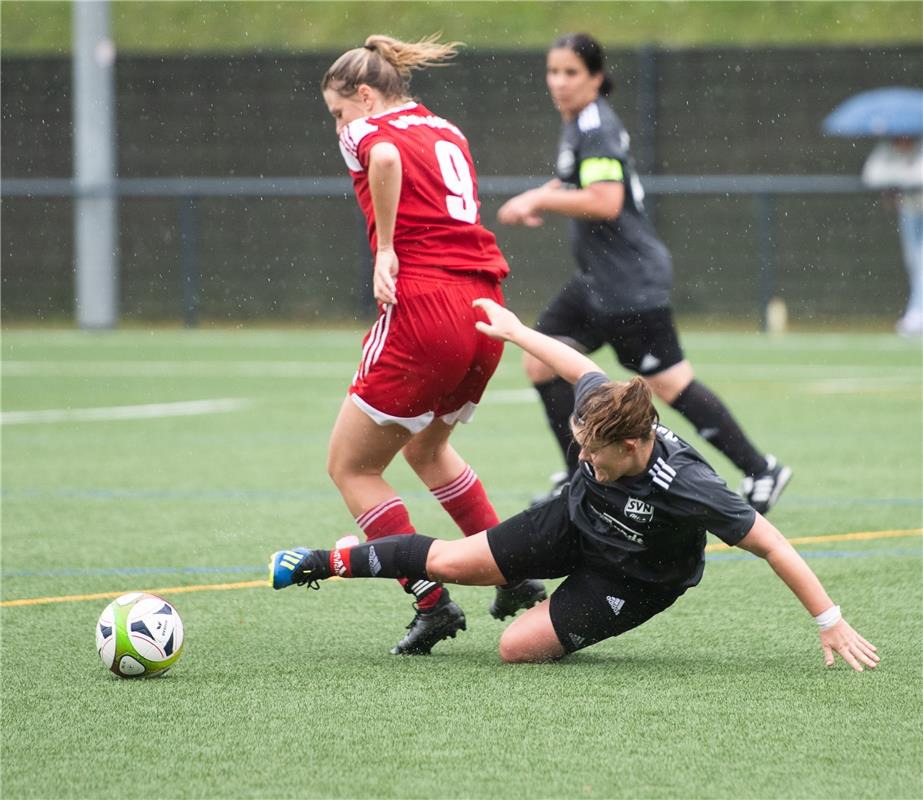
[822,87,923,137]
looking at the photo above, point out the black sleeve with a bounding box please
[580,124,628,162]
[666,462,757,546]
[575,107,629,188]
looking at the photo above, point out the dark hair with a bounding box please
[322,34,461,100]
[571,377,658,449]
[551,32,613,96]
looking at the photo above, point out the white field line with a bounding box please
[3,330,917,352]
[0,330,365,347]
[2,360,920,381]
[672,364,921,379]
[1,361,355,378]
[1,398,252,425]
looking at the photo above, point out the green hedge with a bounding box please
[3,0,921,54]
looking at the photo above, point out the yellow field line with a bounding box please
[0,579,266,608]
[704,527,922,552]
[2,528,921,608]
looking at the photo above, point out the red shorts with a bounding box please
[349,271,505,433]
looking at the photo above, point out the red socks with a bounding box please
[355,497,416,540]
[355,497,442,609]
[431,465,499,537]
[351,468,496,611]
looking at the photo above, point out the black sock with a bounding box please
[670,380,767,476]
[325,534,436,580]
[535,377,580,474]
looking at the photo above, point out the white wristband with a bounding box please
[815,605,842,630]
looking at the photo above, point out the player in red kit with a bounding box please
[302,35,546,654]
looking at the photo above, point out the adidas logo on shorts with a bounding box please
[606,596,625,616]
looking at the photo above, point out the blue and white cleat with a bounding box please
[268,547,327,590]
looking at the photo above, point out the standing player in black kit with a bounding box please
[269,298,878,672]
[497,33,791,513]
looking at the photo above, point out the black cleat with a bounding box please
[489,579,548,620]
[739,455,793,515]
[390,592,467,655]
[529,471,570,508]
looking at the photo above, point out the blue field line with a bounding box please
[2,546,919,580]
[2,486,921,508]
[0,487,335,501]
[0,564,264,578]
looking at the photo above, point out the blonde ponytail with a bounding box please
[364,34,461,79]
[323,33,463,100]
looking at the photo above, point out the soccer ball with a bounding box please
[95,592,185,678]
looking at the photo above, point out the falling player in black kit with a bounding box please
[497,33,791,514]
[269,299,878,672]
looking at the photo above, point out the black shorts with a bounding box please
[487,494,685,654]
[535,278,684,376]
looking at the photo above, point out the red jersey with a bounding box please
[338,102,509,280]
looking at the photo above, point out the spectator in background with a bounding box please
[303,34,546,656]
[861,137,923,337]
[496,33,791,514]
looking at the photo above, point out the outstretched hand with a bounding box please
[820,619,879,672]
[497,187,548,227]
[472,298,525,341]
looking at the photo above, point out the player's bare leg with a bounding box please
[326,397,466,654]
[406,421,548,619]
[327,396,412,515]
[424,533,508,585]
[401,417,467,488]
[271,530,506,591]
[497,601,566,663]
[270,532,555,659]
[643,359,694,404]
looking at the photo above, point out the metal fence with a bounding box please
[2,46,919,325]
[1,173,867,327]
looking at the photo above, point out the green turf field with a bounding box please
[2,328,921,799]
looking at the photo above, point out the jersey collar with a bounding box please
[595,438,666,498]
[369,101,419,120]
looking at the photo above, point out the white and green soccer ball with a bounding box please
[96,592,185,678]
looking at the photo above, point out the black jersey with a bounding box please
[555,99,673,314]
[566,373,756,588]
